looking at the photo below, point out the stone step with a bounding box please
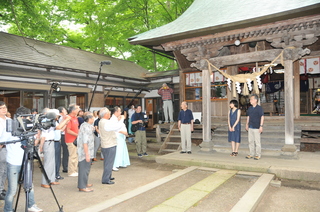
[213,134,301,140]
[230,173,275,212]
[161,149,177,152]
[148,170,237,212]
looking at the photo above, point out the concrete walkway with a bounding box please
[155,146,320,181]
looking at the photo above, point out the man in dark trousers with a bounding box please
[245,94,264,160]
[99,107,124,185]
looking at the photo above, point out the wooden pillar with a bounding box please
[200,69,213,151]
[293,61,300,119]
[284,60,294,145]
[282,59,297,157]
[179,70,186,103]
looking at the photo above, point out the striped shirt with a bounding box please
[158,87,173,100]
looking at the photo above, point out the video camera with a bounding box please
[138,113,148,128]
[6,112,57,137]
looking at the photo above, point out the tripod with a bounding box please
[3,137,63,212]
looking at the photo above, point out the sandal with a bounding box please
[234,152,238,156]
[230,152,235,156]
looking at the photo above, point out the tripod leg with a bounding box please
[14,148,27,212]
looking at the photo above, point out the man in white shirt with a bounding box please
[2,105,43,212]
[99,107,124,185]
[0,101,8,200]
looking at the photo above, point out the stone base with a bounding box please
[199,140,214,152]
[281,144,298,159]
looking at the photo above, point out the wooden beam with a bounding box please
[179,70,186,102]
[195,49,283,69]
[293,60,300,119]
[173,50,194,70]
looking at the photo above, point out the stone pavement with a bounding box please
[155,146,320,182]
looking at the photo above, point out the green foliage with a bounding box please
[0,0,194,72]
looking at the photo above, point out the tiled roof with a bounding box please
[129,0,320,46]
[0,32,148,81]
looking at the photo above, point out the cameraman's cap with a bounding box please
[48,109,60,116]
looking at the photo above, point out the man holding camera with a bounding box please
[158,83,174,124]
[2,106,43,212]
[131,105,148,157]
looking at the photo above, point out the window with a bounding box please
[184,71,227,101]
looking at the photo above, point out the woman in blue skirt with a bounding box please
[228,100,241,156]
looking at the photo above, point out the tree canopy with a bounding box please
[0,0,193,72]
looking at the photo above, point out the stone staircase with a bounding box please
[212,121,301,151]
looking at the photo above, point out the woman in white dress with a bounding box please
[113,108,130,171]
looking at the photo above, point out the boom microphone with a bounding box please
[101,61,112,65]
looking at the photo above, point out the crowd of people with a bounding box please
[0,91,265,211]
[0,101,149,212]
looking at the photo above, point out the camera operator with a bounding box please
[3,106,43,212]
[131,105,148,157]
[39,108,60,188]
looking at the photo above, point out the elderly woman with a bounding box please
[77,112,95,192]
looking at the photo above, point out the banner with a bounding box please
[190,73,195,86]
[299,59,306,75]
[266,81,284,93]
[306,57,320,74]
[186,73,190,86]
[300,57,320,74]
[212,69,226,82]
[195,72,202,86]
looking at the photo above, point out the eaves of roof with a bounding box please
[129,0,320,46]
[0,32,149,81]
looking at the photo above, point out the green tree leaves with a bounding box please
[0,0,193,72]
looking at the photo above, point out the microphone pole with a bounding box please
[88,61,111,111]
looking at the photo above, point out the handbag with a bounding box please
[73,138,77,147]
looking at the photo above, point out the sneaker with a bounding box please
[28,204,43,212]
[143,152,148,156]
[112,167,119,171]
[138,154,142,157]
[56,176,64,180]
[246,155,253,159]
[69,172,78,177]
[254,156,261,160]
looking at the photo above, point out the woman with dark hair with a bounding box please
[77,112,95,192]
[77,109,85,128]
[228,99,241,156]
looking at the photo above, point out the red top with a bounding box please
[65,116,79,143]
[158,87,173,100]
